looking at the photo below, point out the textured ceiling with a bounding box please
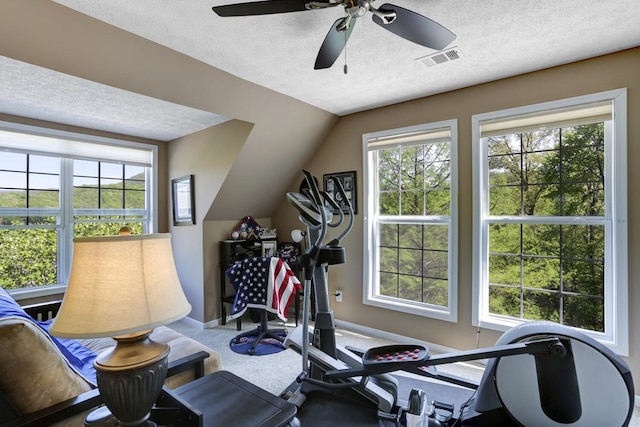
[2,0,639,141]
[52,0,640,117]
[0,56,229,142]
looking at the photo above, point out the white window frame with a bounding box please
[363,119,458,322]
[0,121,158,299]
[471,89,628,355]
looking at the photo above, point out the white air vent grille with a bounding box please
[417,47,463,67]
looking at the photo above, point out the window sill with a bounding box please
[9,284,67,302]
[364,295,457,323]
[475,314,626,356]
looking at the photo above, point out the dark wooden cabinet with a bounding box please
[219,239,270,330]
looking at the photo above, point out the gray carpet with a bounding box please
[167,317,640,426]
[167,317,400,396]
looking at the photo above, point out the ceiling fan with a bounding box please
[212,0,456,70]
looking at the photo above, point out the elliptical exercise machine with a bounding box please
[282,170,634,426]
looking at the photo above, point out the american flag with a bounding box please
[226,256,302,321]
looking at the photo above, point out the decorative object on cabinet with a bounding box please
[323,170,357,214]
[291,229,307,246]
[259,228,278,239]
[262,240,278,257]
[277,242,301,266]
[172,175,196,225]
[230,215,271,240]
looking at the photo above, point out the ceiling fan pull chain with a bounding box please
[343,23,348,74]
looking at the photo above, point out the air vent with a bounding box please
[417,47,463,67]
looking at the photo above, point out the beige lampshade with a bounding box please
[50,233,191,339]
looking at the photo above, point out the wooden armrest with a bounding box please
[1,388,102,427]
[5,386,205,427]
[167,350,210,380]
[22,300,63,322]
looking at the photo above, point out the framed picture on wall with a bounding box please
[323,171,357,214]
[172,175,195,226]
[262,240,277,257]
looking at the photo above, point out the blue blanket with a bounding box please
[0,288,97,386]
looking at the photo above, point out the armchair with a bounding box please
[0,289,221,426]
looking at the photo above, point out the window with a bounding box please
[363,120,458,322]
[0,122,157,295]
[472,89,628,354]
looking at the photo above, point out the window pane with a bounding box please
[29,155,59,174]
[563,294,604,332]
[398,224,422,249]
[75,187,99,208]
[379,223,450,307]
[0,228,57,289]
[125,190,146,209]
[523,290,559,322]
[0,187,26,209]
[379,192,399,215]
[100,162,123,179]
[379,272,398,298]
[398,248,422,276]
[29,173,59,191]
[100,189,123,209]
[0,171,26,189]
[424,277,448,306]
[379,223,398,247]
[379,247,398,274]
[29,190,59,209]
[74,222,143,237]
[489,286,521,317]
[74,160,98,176]
[398,274,421,301]
[488,222,605,323]
[424,224,448,251]
[0,152,26,171]
[487,125,606,217]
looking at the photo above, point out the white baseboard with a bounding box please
[179,315,221,330]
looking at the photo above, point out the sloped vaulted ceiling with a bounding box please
[0,1,337,220]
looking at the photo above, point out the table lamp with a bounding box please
[50,231,191,426]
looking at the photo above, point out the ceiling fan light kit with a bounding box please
[212,0,456,69]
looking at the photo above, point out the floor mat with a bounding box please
[229,331,287,356]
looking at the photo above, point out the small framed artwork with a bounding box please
[172,175,195,226]
[262,240,278,257]
[323,171,357,214]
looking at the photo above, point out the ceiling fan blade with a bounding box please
[212,0,309,17]
[314,18,356,70]
[371,3,456,50]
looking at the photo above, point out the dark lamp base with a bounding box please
[94,330,169,427]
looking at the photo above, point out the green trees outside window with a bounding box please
[485,124,606,332]
[364,120,458,322]
[473,90,628,353]
[1,153,149,291]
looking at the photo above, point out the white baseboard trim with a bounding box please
[180,315,221,330]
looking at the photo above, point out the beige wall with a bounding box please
[168,120,252,322]
[274,47,640,387]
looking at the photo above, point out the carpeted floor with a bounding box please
[168,316,640,426]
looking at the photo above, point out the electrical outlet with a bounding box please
[335,290,343,303]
